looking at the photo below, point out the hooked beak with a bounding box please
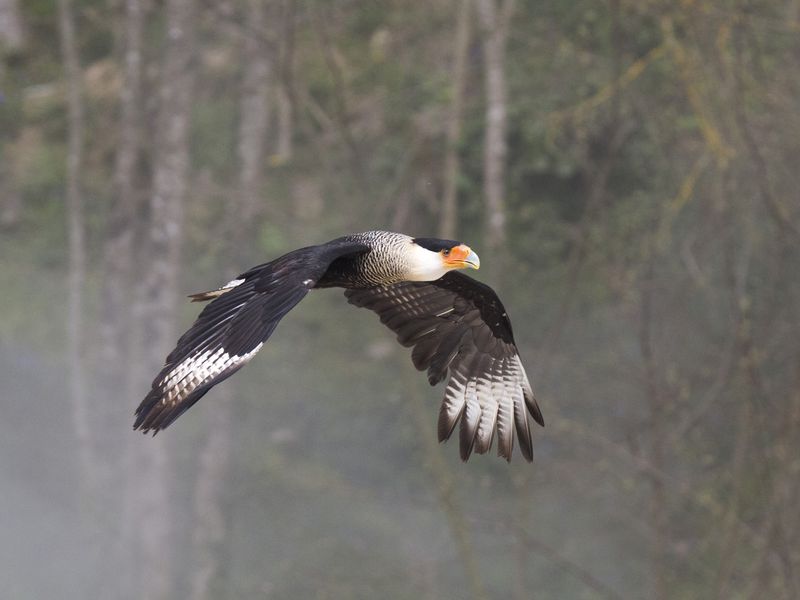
[463,249,480,269]
[445,244,480,270]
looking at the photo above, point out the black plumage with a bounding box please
[134,239,368,432]
[412,237,460,252]
[134,231,543,462]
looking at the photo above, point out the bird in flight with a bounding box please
[134,231,543,461]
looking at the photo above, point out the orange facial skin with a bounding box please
[443,244,480,270]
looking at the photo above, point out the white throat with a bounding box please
[405,242,448,282]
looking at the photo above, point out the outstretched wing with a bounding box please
[134,242,368,433]
[345,271,543,462]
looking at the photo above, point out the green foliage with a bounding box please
[3,0,800,598]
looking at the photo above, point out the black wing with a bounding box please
[345,271,543,462]
[134,241,368,433]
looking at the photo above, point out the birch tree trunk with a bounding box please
[0,0,24,229]
[237,0,272,227]
[438,0,471,240]
[134,0,196,597]
[106,1,144,595]
[101,0,143,378]
[476,0,514,255]
[190,3,273,598]
[57,0,97,495]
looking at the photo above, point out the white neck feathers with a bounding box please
[405,242,448,282]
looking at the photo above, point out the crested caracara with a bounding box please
[134,231,543,462]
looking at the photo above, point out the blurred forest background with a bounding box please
[1,0,799,598]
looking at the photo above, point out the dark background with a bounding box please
[1,0,799,598]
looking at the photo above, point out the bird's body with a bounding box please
[135,231,543,461]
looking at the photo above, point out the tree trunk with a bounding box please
[190,3,274,598]
[189,385,234,600]
[438,0,471,240]
[276,85,292,161]
[275,0,295,161]
[101,0,143,378]
[58,0,97,496]
[134,0,196,597]
[0,0,24,229]
[0,158,21,229]
[236,0,272,227]
[475,0,513,255]
[105,0,144,595]
[0,0,24,51]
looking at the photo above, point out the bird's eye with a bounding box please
[442,249,451,257]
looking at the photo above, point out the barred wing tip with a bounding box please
[346,275,544,463]
[437,355,542,462]
[134,342,264,433]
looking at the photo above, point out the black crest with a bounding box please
[413,237,461,252]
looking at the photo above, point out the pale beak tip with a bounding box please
[466,250,480,270]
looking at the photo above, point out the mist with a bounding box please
[1,1,799,598]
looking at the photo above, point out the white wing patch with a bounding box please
[157,343,264,408]
[223,278,245,289]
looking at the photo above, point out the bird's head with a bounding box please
[407,237,480,281]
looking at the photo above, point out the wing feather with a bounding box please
[497,358,515,460]
[427,326,466,385]
[411,333,442,370]
[134,241,369,433]
[459,373,481,461]
[474,359,499,455]
[346,271,542,462]
[438,368,467,442]
[511,358,534,462]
